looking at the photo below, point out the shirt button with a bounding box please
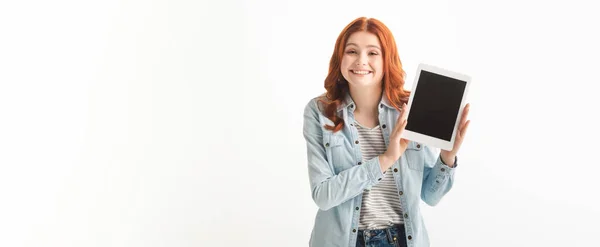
[441,168,446,172]
[416,144,421,148]
[382,124,386,129]
[393,236,397,241]
[378,178,382,181]
[358,161,362,165]
[352,229,357,233]
[355,140,359,144]
[393,168,398,172]
[399,191,403,196]
[380,104,383,108]
[325,143,329,147]
[350,104,354,108]
[404,213,408,218]
[407,235,412,240]
[355,207,359,210]
[350,123,354,126]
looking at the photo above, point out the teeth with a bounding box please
[352,70,370,75]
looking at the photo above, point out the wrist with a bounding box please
[379,153,395,171]
[440,153,457,167]
[382,151,398,164]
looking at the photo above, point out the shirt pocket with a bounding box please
[323,133,352,174]
[405,142,424,172]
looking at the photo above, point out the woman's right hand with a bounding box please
[379,103,409,171]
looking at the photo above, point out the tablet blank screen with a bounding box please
[405,70,466,141]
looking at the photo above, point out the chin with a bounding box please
[348,80,378,88]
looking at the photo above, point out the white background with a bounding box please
[1,0,599,246]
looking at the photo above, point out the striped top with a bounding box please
[355,121,404,230]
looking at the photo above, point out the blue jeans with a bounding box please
[356,224,408,247]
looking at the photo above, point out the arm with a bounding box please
[420,146,457,206]
[303,100,385,211]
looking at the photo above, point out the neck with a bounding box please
[349,85,383,116]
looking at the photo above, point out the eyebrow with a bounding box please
[345,43,381,50]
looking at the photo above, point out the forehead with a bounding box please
[346,31,381,48]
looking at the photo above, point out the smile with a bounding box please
[351,70,372,75]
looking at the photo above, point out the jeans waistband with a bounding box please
[358,224,405,238]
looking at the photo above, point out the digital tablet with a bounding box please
[401,63,471,151]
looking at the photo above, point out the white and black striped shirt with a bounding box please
[355,121,404,230]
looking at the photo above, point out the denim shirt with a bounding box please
[303,92,458,247]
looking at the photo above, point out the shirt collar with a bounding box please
[337,90,395,112]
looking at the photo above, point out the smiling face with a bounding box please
[340,31,384,89]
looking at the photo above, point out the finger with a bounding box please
[397,119,408,138]
[394,103,408,136]
[458,103,470,128]
[458,114,468,133]
[395,103,406,125]
[456,118,469,140]
[463,103,470,120]
[461,120,471,137]
[400,103,409,122]
[393,118,401,137]
[396,107,404,125]
[400,138,409,148]
[454,121,469,150]
[457,120,470,141]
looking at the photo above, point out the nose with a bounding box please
[356,53,368,66]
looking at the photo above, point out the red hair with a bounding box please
[319,17,410,132]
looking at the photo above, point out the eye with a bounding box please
[345,50,357,54]
[369,51,379,56]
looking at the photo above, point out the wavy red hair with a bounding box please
[319,17,410,132]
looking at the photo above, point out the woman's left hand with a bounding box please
[440,103,471,167]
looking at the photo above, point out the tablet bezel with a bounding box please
[401,63,471,151]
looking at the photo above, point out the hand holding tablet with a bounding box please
[401,63,472,152]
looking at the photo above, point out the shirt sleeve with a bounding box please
[420,146,457,206]
[304,99,384,211]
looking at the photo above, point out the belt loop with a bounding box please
[363,229,370,241]
[386,227,394,244]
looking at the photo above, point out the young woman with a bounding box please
[302,17,471,247]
